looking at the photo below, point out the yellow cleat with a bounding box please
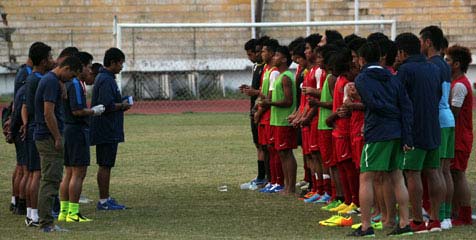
[57,212,67,222]
[329,203,349,212]
[338,202,358,214]
[66,213,93,223]
[319,215,344,227]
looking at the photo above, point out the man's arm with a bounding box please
[397,81,414,148]
[268,76,293,108]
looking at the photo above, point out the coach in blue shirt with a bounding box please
[90,48,131,210]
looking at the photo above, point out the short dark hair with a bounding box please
[344,34,361,45]
[442,36,449,50]
[367,32,389,42]
[395,33,421,55]
[358,41,381,63]
[59,56,83,73]
[331,47,352,76]
[74,51,93,66]
[292,42,306,59]
[92,63,103,74]
[382,39,397,66]
[244,39,258,51]
[305,33,322,50]
[262,38,279,53]
[257,35,270,47]
[58,47,79,58]
[347,37,367,52]
[288,37,305,53]
[103,48,125,67]
[325,30,343,45]
[29,42,52,66]
[319,44,340,68]
[420,25,444,51]
[446,45,472,73]
[276,45,292,67]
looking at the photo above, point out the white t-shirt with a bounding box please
[315,67,323,89]
[268,70,280,91]
[451,82,467,108]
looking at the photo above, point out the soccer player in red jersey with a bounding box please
[446,45,473,226]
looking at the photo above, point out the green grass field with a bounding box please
[0,112,476,239]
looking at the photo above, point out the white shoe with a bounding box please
[441,218,452,230]
[422,207,430,222]
[295,180,308,187]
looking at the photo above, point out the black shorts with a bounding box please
[96,142,118,168]
[27,125,41,171]
[250,116,259,146]
[14,135,27,166]
[296,127,302,146]
[64,124,90,167]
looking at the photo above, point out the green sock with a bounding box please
[60,201,70,214]
[446,203,452,219]
[439,203,446,221]
[68,202,79,216]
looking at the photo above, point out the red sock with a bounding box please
[337,161,352,205]
[317,177,324,195]
[275,151,284,186]
[459,206,472,224]
[311,173,318,192]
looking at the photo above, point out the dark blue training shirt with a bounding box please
[25,72,44,126]
[429,55,451,84]
[64,78,89,126]
[355,64,414,147]
[14,64,32,98]
[34,71,65,140]
[396,54,441,150]
[90,68,124,145]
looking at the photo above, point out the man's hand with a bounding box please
[403,144,414,153]
[253,111,260,124]
[54,137,62,151]
[308,97,319,108]
[336,107,351,118]
[20,125,27,141]
[302,87,318,96]
[121,100,132,111]
[260,98,271,108]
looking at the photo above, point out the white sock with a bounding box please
[99,198,108,204]
[27,208,32,218]
[31,209,39,222]
[11,196,16,204]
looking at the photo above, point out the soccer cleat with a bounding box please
[66,213,93,223]
[296,180,308,187]
[40,225,69,232]
[347,226,375,237]
[25,217,32,227]
[29,220,40,227]
[254,178,268,186]
[79,195,93,204]
[268,185,284,193]
[371,213,382,222]
[303,191,316,199]
[427,220,442,232]
[248,182,258,190]
[57,212,67,222]
[441,218,452,230]
[321,200,342,211]
[96,199,126,210]
[240,179,257,190]
[319,215,344,227]
[409,221,428,233]
[304,193,321,203]
[259,183,273,193]
[315,193,331,203]
[352,221,383,230]
[338,202,358,214]
[387,224,413,236]
[10,203,16,212]
[330,203,349,212]
[347,207,361,215]
[340,216,353,227]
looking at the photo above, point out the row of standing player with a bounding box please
[4,43,131,232]
[240,26,473,237]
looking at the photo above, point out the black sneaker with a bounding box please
[14,199,26,215]
[347,226,375,237]
[10,203,16,212]
[25,217,32,227]
[299,189,310,198]
[387,224,413,236]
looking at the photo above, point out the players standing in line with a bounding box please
[349,41,413,237]
[420,25,454,230]
[395,33,444,233]
[58,52,105,223]
[261,45,298,195]
[34,56,83,232]
[91,48,131,210]
[446,45,473,226]
[22,42,55,226]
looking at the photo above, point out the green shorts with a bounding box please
[360,139,403,172]
[439,127,455,159]
[402,147,440,170]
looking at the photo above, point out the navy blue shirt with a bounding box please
[90,68,124,145]
[25,72,44,125]
[34,72,64,140]
[355,64,413,146]
[10,85,27,137]
[64,78,89,126]
[396,54,441,150]
[14,64,32,98]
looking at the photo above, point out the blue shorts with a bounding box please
[96,143,118,168]
[27,124,41,171]
[64,124,90,167]
[14,135,27,166]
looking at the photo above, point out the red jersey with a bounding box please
[451,75,473,153]
[332,75,351,137]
